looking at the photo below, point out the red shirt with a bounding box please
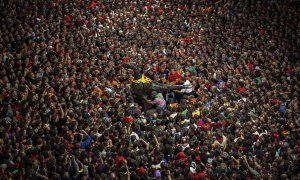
[168,71,181,82]
[176,151,187,162]
[115,155,125,164]
[239,87,246,93]
[188,172,206,180]
[123,116,134,123]
[247,63,254,71]
[146,5,154,11]
[90,0,96,8]
[185,36,193,41]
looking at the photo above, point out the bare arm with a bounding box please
[153,134,160,147]
[139,138,150,151]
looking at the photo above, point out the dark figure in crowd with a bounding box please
[0,0,299,179]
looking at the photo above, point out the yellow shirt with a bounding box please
[131,74,152,84]
[192,110,200,117]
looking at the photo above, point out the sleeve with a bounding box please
[151,99,159,105]
[249,167,260,177]
[80,135,92,149]
[180,81,191,93]
[71,158,80,177]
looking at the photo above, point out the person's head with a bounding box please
[154,169,161,179]
[151,91,157,97]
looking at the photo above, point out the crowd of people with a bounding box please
[0,0,299,179]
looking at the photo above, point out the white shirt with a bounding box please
[180,80,193,93]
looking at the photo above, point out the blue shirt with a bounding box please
[80,135,92,149]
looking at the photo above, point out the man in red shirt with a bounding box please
[168,68,181,83]
[188,166,207,180]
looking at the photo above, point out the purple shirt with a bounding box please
[151,93,166,108]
